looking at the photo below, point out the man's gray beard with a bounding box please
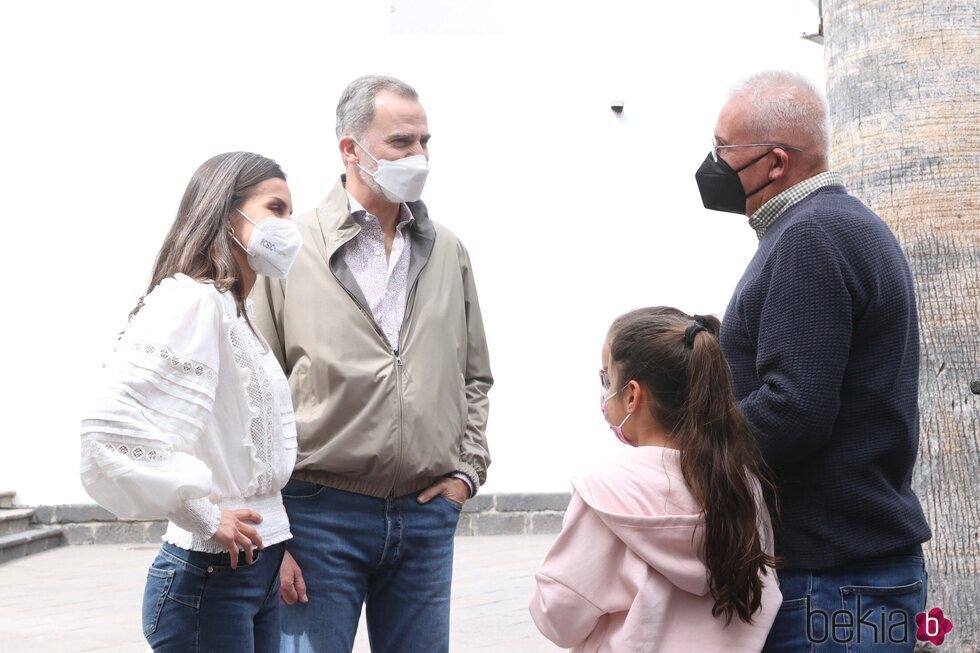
[357,165,388,203]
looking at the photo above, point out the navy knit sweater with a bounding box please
[720,185,931,570]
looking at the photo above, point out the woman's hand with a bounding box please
[279,550,308,604]
[210,508,263,569]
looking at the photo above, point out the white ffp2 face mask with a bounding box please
[232,209,303,278]
[353,137,429,203]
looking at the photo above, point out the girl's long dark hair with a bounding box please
[607,306,777,624]
[130,151,285,332]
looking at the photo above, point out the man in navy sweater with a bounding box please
[696,71,931,651]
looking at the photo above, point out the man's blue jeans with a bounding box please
[763,553,927,652]
[142,541,286,652]
[279,479,461,653]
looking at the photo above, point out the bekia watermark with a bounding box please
[806,595,912,645]
[915,608,953,647]
[805,597,953,647]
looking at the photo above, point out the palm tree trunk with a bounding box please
[824,0,980,649]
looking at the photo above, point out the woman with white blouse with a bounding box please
[80,151,303,651]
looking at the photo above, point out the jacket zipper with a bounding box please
[390,348,405,498]
[386,249,430,496]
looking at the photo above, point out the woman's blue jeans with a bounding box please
[142,540,286,652]
[279,480,461,653]
[763,553,928,652]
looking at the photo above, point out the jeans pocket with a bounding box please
[779,596,808,610]
[281,478,325,499]
[142,566,175,638]
[839,581,923,652]
[436,495,464,511]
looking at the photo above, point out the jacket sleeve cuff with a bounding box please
[449,472,474,498]
[452,462,482,497]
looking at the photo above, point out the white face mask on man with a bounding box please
[353,137,429,204]
[231,208,303,278]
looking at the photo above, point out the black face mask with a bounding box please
[694,150,774,214]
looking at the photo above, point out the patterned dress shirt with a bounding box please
[344,192,415,351]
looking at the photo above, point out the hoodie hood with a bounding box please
[571,447,709,596]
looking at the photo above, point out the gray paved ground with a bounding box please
[0,535,562,652]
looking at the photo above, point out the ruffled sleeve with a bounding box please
[80,275,223,538]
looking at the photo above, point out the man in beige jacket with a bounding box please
[252,75,492,653]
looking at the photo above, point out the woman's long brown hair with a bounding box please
[130,151,285,333]
[608,306,777,623]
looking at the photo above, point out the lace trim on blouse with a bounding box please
[124,340,217,382]
[228,320,279,497]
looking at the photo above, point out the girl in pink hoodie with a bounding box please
[530,307,781,652]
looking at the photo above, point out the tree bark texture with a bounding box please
[824,1,979,649]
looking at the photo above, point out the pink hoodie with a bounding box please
[529,447,781,652]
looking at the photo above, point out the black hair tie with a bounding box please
[693,314,707,326]
[684,324,708,348]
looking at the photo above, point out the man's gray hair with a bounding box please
[335,75,419,139]
[728,71,830,159]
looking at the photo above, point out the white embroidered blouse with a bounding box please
[80,274,296,553]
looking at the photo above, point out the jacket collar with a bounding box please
[314,175,435,259]
[312,176,438,333]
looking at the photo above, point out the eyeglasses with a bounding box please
[599,368,611,391]
[711,135,804,163]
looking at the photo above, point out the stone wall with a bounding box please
[456,493,570,537]
[32,504,167,545]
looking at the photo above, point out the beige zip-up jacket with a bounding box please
[251,177,492,498]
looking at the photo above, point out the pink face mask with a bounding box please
[601,387,636,447]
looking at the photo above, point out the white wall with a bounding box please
[0,0,824,505]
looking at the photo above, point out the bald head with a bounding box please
[725,71,830,168]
